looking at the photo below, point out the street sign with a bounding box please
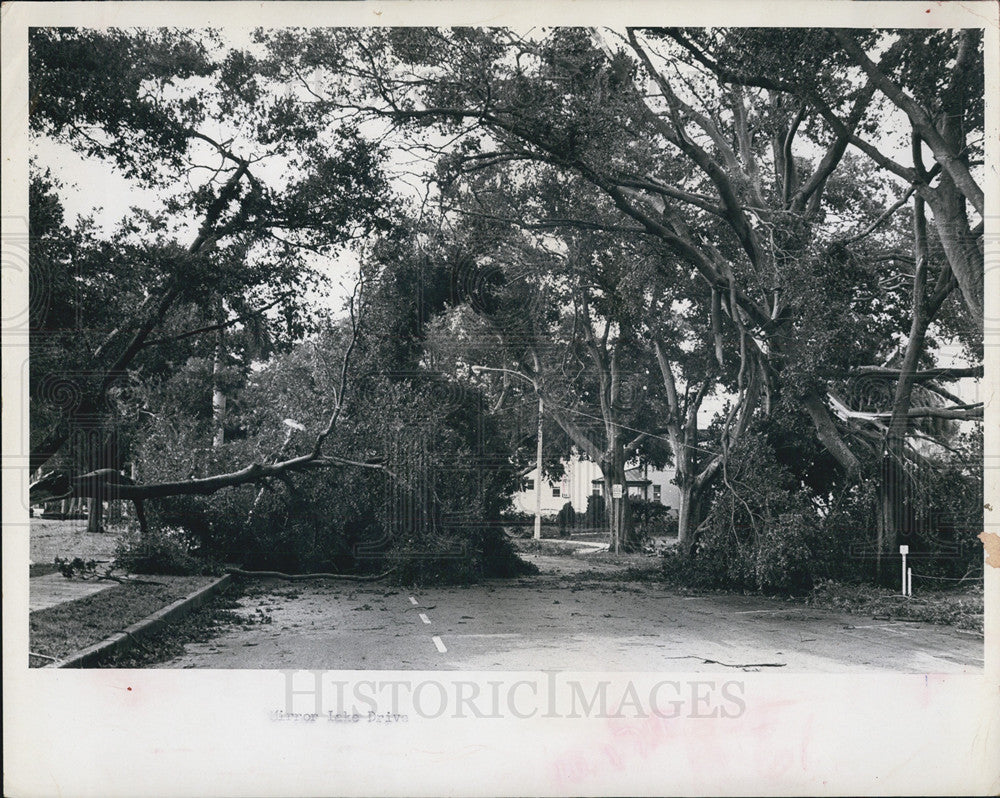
[899,545,909,555]
[612,484,623,499]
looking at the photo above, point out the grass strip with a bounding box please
[29,576,214,665]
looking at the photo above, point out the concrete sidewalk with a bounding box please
[29,572,117,612]
[29,517,123,612]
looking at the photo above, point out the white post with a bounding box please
[534,395,543,540]
[899,545,909,596]
[907,567,913,597]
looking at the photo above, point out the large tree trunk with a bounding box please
[924,174,982,331]
[676,475,695,552]
[86,496,104,534]
[878,446,905,579]
[602,439,635,553]
[677,456,722,557]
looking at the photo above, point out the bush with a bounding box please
[630,498,675,538]
[500,509,534,525]
[585,493,606,530]
[556,501,576,537]
[663,510,821,594]
[752,513,817,593]
[662,431,835,594]
[114,523,213,575]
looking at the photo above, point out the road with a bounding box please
[158,553,983,672]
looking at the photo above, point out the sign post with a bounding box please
[899,545,909,596]
[612,484,623,499]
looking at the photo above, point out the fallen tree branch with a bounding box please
[848,365,983,381]
[828,394,983,423]
[701,658,786,669]
[29,271,374,508]
[97,575,167,586]
[226,567,395,582]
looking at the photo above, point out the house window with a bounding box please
[653,485,661,502]
[593,485,601,495]
[552,485,561,498]
[524,479,534,491]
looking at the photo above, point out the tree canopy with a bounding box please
[28,25,984,582]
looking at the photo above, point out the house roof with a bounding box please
[591,467,651,486]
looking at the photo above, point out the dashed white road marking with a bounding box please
[409,596,418,605]
[432,636,447,653]
[418,613,431,625]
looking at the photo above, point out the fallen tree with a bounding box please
[29,279,376,537]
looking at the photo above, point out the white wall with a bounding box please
[510,455,679,516]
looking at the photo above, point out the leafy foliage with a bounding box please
[114,523,210,576]
[30,27,983,593]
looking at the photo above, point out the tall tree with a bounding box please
[276,25,980,490]
[30,28,393,496]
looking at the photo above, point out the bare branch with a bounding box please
[832,30,983,216]
[140,294,288,348]
[849,365,982,381]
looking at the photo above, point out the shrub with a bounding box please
[114,523,212,575]
[556,501,576,536]
[585,493,606,530]
[500,509,534,525]
[630,498,675,538]
[752,513,817,593]
[662,430,838,594]
[663,510,821,594]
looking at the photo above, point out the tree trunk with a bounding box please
[603,439,635,553]
[676,475,695,552]
[802,391,861,476]
[924,175,982,331]
[86,497,104,534]
[878,446,905,580]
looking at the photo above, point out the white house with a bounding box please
[510,453,680,517]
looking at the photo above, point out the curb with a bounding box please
[45,573,233,668]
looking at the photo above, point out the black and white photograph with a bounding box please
[3,2,998,795]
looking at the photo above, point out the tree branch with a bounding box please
[140,294,287,348]
[832,30,983,216]
[849,365,982,381]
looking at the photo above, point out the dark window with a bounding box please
[552,485,561,498]
[524,479,534,491]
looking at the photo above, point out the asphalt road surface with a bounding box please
[159,554,982,672]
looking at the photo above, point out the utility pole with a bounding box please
[534,394,543,540]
